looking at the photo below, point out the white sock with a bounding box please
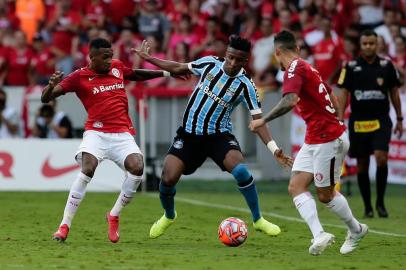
[326,192,360,234]
[110,173,142,217]
[60,172,91,227]
[293,192,324,238]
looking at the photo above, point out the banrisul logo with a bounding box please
[93,82,124,94]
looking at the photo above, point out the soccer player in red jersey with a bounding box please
[249,31,368,255]
[42,38,171,243]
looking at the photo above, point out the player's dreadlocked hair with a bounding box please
[228,35,251,52]
[274,30,297,51]
[89,38,111,49]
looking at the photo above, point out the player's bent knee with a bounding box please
[127,165,144,176]
[316,192,334,204]
[81,167,96,178]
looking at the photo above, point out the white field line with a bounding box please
[145,194,406,238]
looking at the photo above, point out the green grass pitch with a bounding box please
[0,181,405,270]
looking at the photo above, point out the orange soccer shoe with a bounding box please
[106,213,120,243]
[53,224,69,242]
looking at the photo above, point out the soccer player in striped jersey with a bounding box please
[133,35,293,239]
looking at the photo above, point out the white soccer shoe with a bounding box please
[309,232,335,255]
[340,223,368,254]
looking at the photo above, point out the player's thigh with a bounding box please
[292,143,313,174]
[313,135,348,188]
[208,133,242,172]
[167,131,206,175]
[348,118,373,158]
[371,117,392,153]
[108,132,143,170]
[75,130,106,166]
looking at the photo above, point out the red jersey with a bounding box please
[282,58,345,144]
[312,37,344,82]
[59,59,135,134]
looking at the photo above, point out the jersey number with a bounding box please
[318,83,335,114]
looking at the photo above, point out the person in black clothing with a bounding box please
[32,103,73,138]
[337,29,403,218]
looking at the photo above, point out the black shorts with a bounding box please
[167,127,242,175]
[348,116,392,158]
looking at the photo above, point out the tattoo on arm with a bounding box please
[263,93,297,122]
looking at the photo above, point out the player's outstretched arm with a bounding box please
[263,93,299,122]
[41,71,65,103]
[250,114,293,168]
[131,40,191,75]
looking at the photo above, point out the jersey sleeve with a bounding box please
[59,69,81,93]
[387,60,402,90]
[282,59,305,96]
[241,77,262,115]
[336,62,352,89]
[187,56,215,76]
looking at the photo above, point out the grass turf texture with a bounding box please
[0,180,405,270]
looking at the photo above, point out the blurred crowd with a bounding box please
[1,0,406,138]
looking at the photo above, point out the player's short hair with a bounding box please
[89,38,112,50]
[228,35,251,53]
[360,29,378,38]
[274,30,297,51]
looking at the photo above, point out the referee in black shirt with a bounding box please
[337,29,403,218]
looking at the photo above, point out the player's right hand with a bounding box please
[49,71,64,88]
[131,40,151,59]
[274,149,293,169]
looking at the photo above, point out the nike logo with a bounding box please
[89,77,96,81]
[41,156,80,178]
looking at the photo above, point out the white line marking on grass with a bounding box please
[146,194,406,238]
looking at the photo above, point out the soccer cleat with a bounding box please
[106,212,120,243]
[149,212,177,239]
[340,223,368,254]
[53,224,69,242]
[376,205,388,218]
[252,217,281,236]
[309,232,335,255]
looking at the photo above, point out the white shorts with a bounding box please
[292,132,349,187]
[75,130,142,170]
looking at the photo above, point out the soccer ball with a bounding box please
[218,217,248,247]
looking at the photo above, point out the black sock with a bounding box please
[357,173,372,211]
[376,165,388,207]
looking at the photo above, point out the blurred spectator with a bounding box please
[114,29,141,68]
[32,102,73,139]
[357,0,384,28]
[138,0,171,49]
[2,30,34,86]
[31,33,55,85]
[82,0,108,30]
[377,34,390,58]
[374,8,396,46]
[167,41,197,90]
[167,14,199,59]
[312,16,345,84]
[134,35,166,88]
[0,88,20,138]
[46,0,81,76]
[343,35,359,62]
[107,0,137,30]
[393,35,406,84]
[0,0,20,34]
[15,0,45,44]
[191,16,226,58]
[252,17,275,77]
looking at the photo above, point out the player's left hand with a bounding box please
[249,119,266,132]
[131,40,150,59]
[274,149,294,169]
[394,120,403,139]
